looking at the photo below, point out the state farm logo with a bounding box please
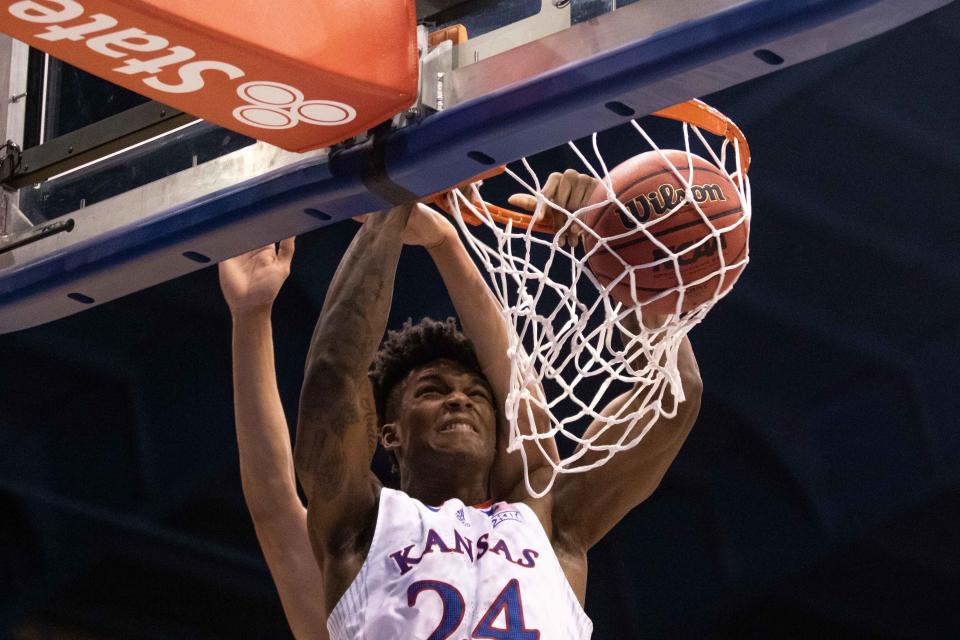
[234,81,356,130]
[6,1,357,130]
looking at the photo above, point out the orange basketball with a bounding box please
[582,150,748,314]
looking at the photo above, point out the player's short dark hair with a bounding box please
[369,317,486,427]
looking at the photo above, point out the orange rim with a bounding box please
[428,99,750,234]
[651,99,751,172]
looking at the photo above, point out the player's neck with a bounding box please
[401,467,490,507]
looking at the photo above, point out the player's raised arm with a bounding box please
[552,317,703,551]
[294,206,410,569]
[402,204,559,496]
[219,240,328,639]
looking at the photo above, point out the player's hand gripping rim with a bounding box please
[507,168,599,248]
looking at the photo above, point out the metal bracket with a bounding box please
[454,0,571,68]
[0,216,72,255]
[403,25,433,123]
[1,101,197,190]
[0,188,30,238]
[421,39,454,112]
[418,0,573,113]
[0,140,21,187]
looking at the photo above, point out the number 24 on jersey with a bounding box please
[408,578,540,639]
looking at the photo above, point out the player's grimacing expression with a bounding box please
[386,359,497,467]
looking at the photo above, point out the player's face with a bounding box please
[394,360,497,468]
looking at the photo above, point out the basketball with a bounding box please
[581,149,748,314]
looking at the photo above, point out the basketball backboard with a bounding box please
[0,0,953,333]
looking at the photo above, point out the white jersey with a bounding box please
[327,487,592,639]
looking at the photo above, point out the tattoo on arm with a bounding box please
[306,211,409,378]
[360,391,379,459]
[295,206,410,506]
[296,418,347,500]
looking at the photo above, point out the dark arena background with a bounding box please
[1,3,959,638]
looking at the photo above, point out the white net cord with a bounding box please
[444,118,751,498]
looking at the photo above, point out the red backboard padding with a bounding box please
[1,0,418,151]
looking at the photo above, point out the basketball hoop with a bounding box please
[431,99,752,497]
[430,100,750,232]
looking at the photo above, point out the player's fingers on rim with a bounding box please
[278,237,295,262]
[507,193,538,212]
[563,177,591,248]
[581,173,600,189]
[568,177,590,212]
[541,172,562,203]
[556,169,578,210]
[562,221,581,249]
[550,207,566,234]
[416,202,438,216]
[577,174,601,209]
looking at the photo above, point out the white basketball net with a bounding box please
[441,110,752,497]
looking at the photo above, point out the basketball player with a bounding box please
[216,172,589,637]
[222,170,702,637]
[296,176,702,636]
[219,236,329,638]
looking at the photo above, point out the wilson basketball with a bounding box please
[582,150,748,314]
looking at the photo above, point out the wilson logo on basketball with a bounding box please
[619,182,727,227]
[6,0,357,130]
